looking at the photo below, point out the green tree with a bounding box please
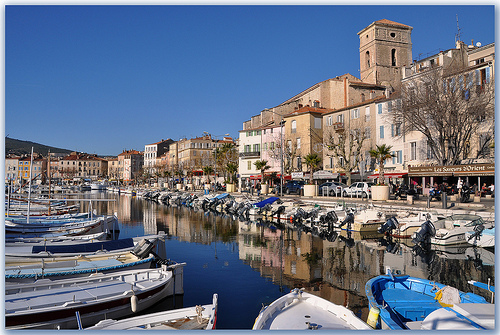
[304,153,321,185]
[254,160,271,184]
[369,144,395,185]
[226,162,238,184]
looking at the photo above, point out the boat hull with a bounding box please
[365,274,489,330]
[5,263,185,330]
[253,289,370,330]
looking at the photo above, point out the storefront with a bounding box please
[408,163,494,195]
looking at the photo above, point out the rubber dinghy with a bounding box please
[252,288,371,330]
[365,271,493,330]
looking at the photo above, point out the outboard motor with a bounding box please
[131,239,156,259]
[467,223,485,242]
[412,220,436,244]
[378,216,399,234]
[293,208,307,223]
[338,212,354,228]
[307,208,320,220]
[320,211,338,225]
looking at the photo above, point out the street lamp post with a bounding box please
[264,109,286,197]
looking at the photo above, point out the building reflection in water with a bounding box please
[80,193,494,317]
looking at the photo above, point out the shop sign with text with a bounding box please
[409,164,494,177]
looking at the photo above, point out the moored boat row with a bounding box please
[6,186,494,330]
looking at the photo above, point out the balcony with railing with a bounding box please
[239,151,261,158]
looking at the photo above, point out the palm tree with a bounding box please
[254,160,271,184]
[203,166,213,184]
[226,162,238,184]
[369,144,395,185]
[304,153,322,185]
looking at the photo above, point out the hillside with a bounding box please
[5,137,74,156]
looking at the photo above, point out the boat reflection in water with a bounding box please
[77,192,494,329]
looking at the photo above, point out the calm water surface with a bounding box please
[76,191,494,330]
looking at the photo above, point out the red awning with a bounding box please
[249,174,292,180]
[368,172,408,179]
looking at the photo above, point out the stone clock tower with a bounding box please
[358,19,413,91]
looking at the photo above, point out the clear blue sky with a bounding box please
[5,4,496,156]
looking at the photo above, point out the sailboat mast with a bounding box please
[27,147,34,223]
[48,150,51,215]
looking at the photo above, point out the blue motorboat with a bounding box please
[365,271,491,330]
[253,197,279,208]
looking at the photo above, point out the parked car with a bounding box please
[318,182,348,196]
[342,182,373,198]
[274,180,305,195]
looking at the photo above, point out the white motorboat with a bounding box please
[87,293,218,330]
[430,214,492,246]
[5,263,185,330]
[466,226,495,248]
[90,181,108,190]
[378,211,442,238]
[252,288,371,330]
[336,207,386,233]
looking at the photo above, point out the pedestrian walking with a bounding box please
[457,178,463,198]
[256,182,261,196]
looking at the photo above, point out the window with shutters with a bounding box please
[410,142,417,160]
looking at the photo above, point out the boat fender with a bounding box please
[131,292,138,312]
[366,306,380,329]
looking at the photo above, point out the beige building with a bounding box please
[59,152,108,181]
[169,134,235,186]
[5,156,20,184]
[283,106,333,173]
[118,149,143,182]
[107,157,121,181]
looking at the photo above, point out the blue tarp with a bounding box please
[253,197,279,208]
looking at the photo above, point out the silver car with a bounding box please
[342,182,373,198]
[319,182,348,196]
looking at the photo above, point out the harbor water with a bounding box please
[77,191,494,330]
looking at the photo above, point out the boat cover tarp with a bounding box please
[31,238,134,254]
[215,193,229,200]
[253,197,279,208]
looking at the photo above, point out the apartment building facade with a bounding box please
[118,149,144,181]
[144,139,174,173]
[167,134,235,186]
[283,106,332,174]
[239,127,263,185]
[18,156,47,184]
[5,156,20,184]
[59,152,108,181]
